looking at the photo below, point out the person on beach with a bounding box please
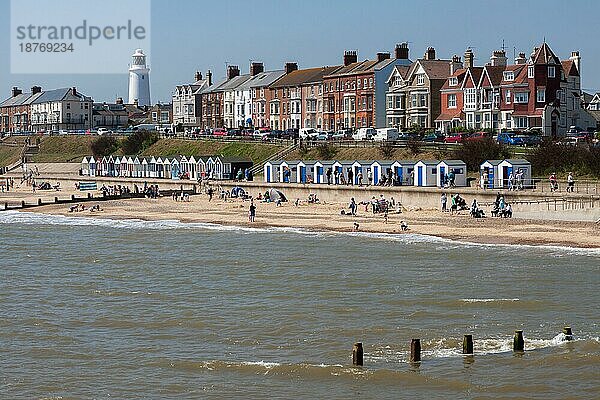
[383,209,388,224]
[567,172,575,193]
[441,192,447,212]
[549,173,558,192]
[400,220,409,231]
[349,197,357,216]
[207,187,214,202]
[357,171,363,187]
[347,168,354,186]
[326,167,332,185]
[367,169,372,186]
[249,202,256,222]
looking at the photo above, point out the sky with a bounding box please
[1,0,599,103]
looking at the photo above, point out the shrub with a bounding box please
[407,137,423,155]
[90,136,119,157]
[315,143,337,160]
[378,142,396,159]
[453,137,510,171]
[121,130,159,155]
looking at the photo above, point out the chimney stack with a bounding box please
[490,50,507,67]
[11,87,22,97]
[285,62,298,74]
[449,55,463,75]
[195,71,202,82]
[424,47,436,60]
[206,70,213,86]
[133,99,139,107]
[71,87,77,96]
[116,97,124,105]
[343,50,358,66]
[464,48,474,68]
[250,62,264,76]
[570,51,581,75]
[377,52,391,62]
[227,65,240,80]
[395,42,409,60]
[515,52,526,65]
[31,86,42,95]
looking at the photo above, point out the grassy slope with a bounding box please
[142,139,286,163]
[31,136,95,163]
[0,146,22,166]
[286,146,451,162]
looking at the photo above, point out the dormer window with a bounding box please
[503,71,514,81]
[528,65,534,78]
[449,77,458,86]
[548,66,555,78]
[417,74,425,85]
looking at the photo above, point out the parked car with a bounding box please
[268,130,284,139]
[213,128,228,136]
[464,131,491,142]
[352,127,376,141]
[422,132,445,142]
[520,134,542,146]
[373,128,399,141]
[282,128,299,139]
[444,132,470,144]
[496,132,526,146]
[253,129,270,140]
[299,128,319,140]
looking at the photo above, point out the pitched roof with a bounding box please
[561,60,579,77]
[440,68,467,90]
[530,42,560,65]
[218,74,253,92]
[482,65,505,87]
[0,92,33,107]
[33,88,91,103]
[271,66,341,88]
[240,70,285,90]
[418,59,452,79]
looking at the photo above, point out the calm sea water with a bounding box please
[0,211,599,399]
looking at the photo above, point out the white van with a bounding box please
[373,128,399,141]
[353,127,376,140]
[299,128,319,139]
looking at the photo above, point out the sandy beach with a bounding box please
[11,189,599,248]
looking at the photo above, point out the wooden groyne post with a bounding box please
[463,334,473,354]
[513,330,524,352]
[352,342,363,366]
[410,339,421,362]
[563,326,573,341]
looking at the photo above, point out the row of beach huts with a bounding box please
[264,158,532,189]
[81,155,253,180]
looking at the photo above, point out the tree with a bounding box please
[90,136,119,157]
[121,130,159,155]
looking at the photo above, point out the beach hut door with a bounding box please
[373,166,379,185]
[488,168,494,189]
[266,167,271,183]
[300,166,306,183]
[417,166,423,186]
[503,166,512,187]
[439,166,445,187]
[317,166,323,183]
[395,167,403,185]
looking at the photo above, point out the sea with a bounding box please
[0,211,598,399]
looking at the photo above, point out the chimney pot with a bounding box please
[11,87,22,97]
[207,70,213,86]
[425,47,436,60]
[227,65,240,80]
[285,62,298,74]
[195,71,202,81]
[343,50,358,66]
[250,62,264,76]
[395,42,410,60]
[377,52,391,62]
[71,87,77,96]
[464,48,474,68]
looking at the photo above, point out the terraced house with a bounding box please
[0,86,42,133]
[30,87,93,132]
[249,68,286,129]
[172,70,212,129]
[323,43,412,131]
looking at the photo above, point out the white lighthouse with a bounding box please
[128,49,151,106]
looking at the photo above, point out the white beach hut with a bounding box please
[81,157,90,176]
[162,157,172,179]
[119,157,128,177]
[264,161,277,183]
[179,155,189,179]
[205,157,215,179]
[331,161,344,184]
[133,157,142,178]
[279,161,297,183]
[351,161,367,185]
[127,157,135,177]
[312,161,325,184]
[88,156,97,177]
[114,156,121,177]
[498,159,532,189]
[188,156,197,180]
[141,157,149,178]
[170,157,181,179]
[196,157,207,179]
[107,156,116,177]
[480,160,502,189]
[413,160,438,187]
[370,161,383,185]
[437,160,467,187]
[391,160,416,186]
[213,157,225,180]
[147,156,157,178]
[296,161,309,183]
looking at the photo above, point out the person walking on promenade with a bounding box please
[367,169,373,186]
[326,167,332,185]
[357,171,363,186]
[441,192,447,212]
[567,172,575,193]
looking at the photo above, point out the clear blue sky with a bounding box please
[1,0,599,103]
